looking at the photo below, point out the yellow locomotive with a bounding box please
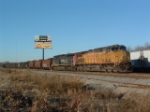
[74,44,133,72]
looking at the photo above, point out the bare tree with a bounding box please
[145,42,150,50]
[127,46,133,52]
[131,42,150,51]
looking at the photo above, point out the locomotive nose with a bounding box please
[122,51,130,62]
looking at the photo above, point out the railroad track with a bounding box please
[31,69,150,79]
[2,68,150,95]
[28,69,150,93]
[87,77,150,90]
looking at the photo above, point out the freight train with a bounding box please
[1,44,134,72]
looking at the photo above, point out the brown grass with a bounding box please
[0,68,150,111]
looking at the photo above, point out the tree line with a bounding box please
[127,42,150,52]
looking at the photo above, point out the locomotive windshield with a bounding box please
[111,45,126,51]
[120,46,126,51]
[111,47,119,51]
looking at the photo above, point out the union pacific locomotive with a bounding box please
[1,44,133,72]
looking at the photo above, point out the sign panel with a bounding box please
[35,36,52,42]
[34,36,52,49]
[35,42,52,49]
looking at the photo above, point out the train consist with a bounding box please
[1,44,134,72]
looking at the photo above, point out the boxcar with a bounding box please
[42,58,52,69]
[29,61,35,69]
[35,60,42,69]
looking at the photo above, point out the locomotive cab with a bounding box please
[110,45,133,72]
[111,45,130,64]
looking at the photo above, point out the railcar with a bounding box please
[29,61,35,69]
[17,63,21,68]
[4,63,11,68]
[12,63,16,68]
[34,60,42,69]
[20,62,29,68]
[42,58,53,69]
[130,50,150,72]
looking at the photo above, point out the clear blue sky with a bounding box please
[0,0,150,62]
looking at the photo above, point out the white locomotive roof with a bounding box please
[130,50,150,62]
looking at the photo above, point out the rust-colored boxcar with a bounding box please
[29,61,35,69]
[42,58,52,69]
[35,60,42,69]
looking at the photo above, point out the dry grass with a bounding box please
[0,68,150,112]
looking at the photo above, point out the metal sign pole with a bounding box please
[43,48,44,60]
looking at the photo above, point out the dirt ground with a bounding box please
[1,68,150,112]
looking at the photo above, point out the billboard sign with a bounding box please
[35,36,52,49]
[35,42,52,49]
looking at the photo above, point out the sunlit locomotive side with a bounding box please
[74,45,133,72]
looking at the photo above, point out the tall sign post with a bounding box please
[34,36,52,60]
